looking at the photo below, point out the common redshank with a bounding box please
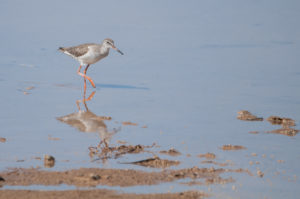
[59,38,123,88]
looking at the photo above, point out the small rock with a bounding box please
[44,155,55,168]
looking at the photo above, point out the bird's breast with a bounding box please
[78,47,107,65]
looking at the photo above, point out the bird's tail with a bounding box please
[58,47,65,52]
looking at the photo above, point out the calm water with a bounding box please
[0,0,300,198]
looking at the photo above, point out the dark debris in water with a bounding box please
[122,156,180,168]
[159,148,181,156]
[89,143,157,160]
[198,153,216,159]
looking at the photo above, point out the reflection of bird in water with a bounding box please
[58,38,124,91]
[56,91,119,147]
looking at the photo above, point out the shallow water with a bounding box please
[1,0,300,198]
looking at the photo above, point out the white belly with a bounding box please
[77,46,108,65]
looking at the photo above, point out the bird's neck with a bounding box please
[100,45,110,54]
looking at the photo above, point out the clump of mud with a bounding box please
[0,137,6,143]
[237,110,263,121]
[267,116,296,127]
[221,145,246,150]
[267,116,298,136]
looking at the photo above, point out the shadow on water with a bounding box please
[56,91,120,147]
[96,83,149,90]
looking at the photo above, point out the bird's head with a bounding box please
[102,38,124,55]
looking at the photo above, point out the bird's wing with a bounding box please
[64,43,96,57]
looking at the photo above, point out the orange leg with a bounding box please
[83,64,90,93]
[77,65,96,88]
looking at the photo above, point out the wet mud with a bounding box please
[0,190,207,199]
[0,167,251,187]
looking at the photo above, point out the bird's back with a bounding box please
[59,43,96,58]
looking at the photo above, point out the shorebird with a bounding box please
[59,38,123,88]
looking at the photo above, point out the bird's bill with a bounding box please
[112,45,124,55]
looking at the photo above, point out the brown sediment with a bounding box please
[159,148,181,156]
[122,121,138,126]
[267,128,299,136]
[123,157,180,168]
[0,137,6,143]
[237,110,263,121]
[0,167,251,187]
[221,145,246,150]
[0,190,208,199]
[198,153,216,159]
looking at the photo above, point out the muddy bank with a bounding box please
[0,167,251,187]
[0,190,208,199]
